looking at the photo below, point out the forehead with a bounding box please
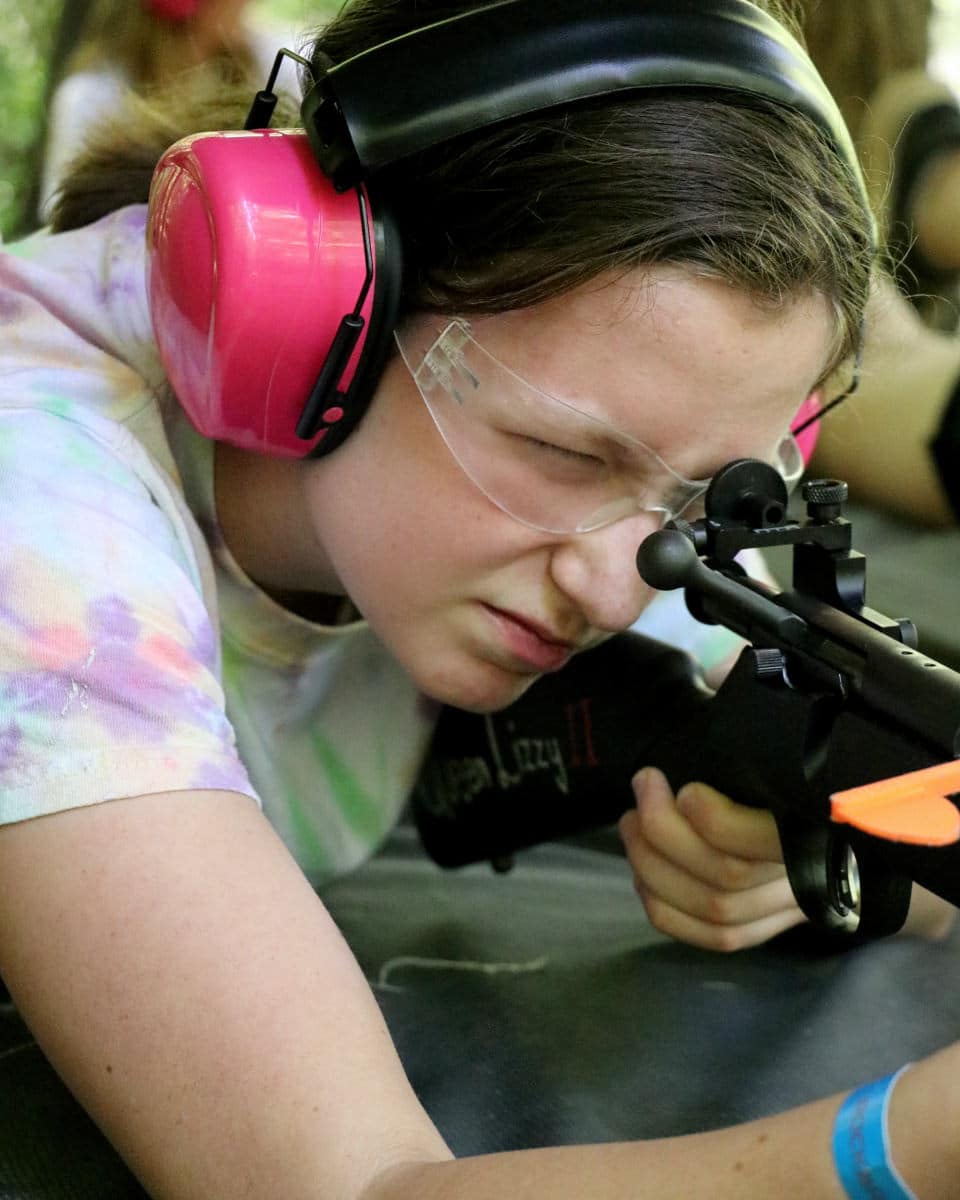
[466,267,835,457]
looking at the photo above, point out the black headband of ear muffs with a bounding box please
[300,0,874,251]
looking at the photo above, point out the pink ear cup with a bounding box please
[143,0,204,21]
[791,391,822,466]
[146,129,377,457]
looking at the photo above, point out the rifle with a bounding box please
[412,459,960,940]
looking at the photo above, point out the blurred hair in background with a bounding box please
[0,0,322,240]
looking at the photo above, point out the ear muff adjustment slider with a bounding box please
[295,314,365,440]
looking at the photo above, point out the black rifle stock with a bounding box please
[412,460,960,939]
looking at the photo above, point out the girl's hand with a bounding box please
[618,766,805,952]
[619,766,959,950]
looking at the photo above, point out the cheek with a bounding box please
[303,417,487,608]
[304,366,552,625]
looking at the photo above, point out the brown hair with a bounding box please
[52,0,874,381]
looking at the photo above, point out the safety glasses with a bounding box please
[395,317,804,535]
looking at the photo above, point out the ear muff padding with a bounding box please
[147,129,401,458]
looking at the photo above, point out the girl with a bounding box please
[1,0,958,1196]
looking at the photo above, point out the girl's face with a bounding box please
[298,267,835,712]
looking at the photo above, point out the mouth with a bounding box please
[481,604,577,673]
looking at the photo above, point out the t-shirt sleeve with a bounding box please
[0,406,259,823]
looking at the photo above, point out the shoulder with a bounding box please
[1,207,165,404]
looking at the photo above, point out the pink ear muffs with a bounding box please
[146,129,385,458]
[791,391,822,466]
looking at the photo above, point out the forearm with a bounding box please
[371,1113,847,1200]
[809,276,960,527]
[2,790,957,1200]
[0,792,452,1200]
[370,1056,959,1200]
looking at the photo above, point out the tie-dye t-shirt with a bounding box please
[0,206,437,884]
[0,205,748,886]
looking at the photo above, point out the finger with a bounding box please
[676,780,784,863]
[620,806,786,895]
[639,887,807,954]
[627,835,800,929]
[622,770,784,891]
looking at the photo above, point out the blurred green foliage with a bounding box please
[0,0,341,243]
[0,0,61,241]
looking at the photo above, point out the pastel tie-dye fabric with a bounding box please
[0,206,437,884]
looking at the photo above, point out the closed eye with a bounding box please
[521,435,606,468]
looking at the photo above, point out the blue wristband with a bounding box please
[832,1066,917,1200]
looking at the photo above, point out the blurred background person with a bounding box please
[37,0,297,223]
[793,0,960,527]
[801,0,960,329]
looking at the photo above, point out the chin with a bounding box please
[420,662,542,715]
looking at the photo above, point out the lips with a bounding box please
[482,604,577,673]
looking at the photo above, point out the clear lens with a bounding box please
[396,318,710,535]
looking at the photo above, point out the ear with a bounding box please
[147,129,398,458]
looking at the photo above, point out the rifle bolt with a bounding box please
[752,648,787,680]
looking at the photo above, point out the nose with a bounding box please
[549,511,663,632]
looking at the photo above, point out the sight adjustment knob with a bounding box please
[802,477,848,521]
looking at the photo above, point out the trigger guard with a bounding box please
[776,815,913,940]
